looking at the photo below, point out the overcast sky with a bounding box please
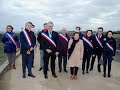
[0,0,120,32]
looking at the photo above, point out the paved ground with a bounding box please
[0,48,120,90]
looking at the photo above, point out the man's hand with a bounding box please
[16,48,20,51]
[30,47,34,51]
[55,52,59,56]
[46,49,52,53]
[92,54,95,57]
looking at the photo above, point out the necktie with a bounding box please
[49,32,52,38]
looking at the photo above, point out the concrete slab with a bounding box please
[0,48,120,90]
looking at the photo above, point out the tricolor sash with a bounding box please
[7,33,18,48]
[95,35,103,48]
[82,36,93,48]
[23,29,32,46]
[106,43,114,51]
[59,34,68,42]
[41,32,56,48]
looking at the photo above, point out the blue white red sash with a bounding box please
[7,33,18,48]
[106,43,114,51]
[23,29,32,46]
[82,36,93,48]
[59,34,68,42]
[41,32,56,48]
[95,35,103,48]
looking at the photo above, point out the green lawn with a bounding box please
[0,41,7,65]
[113,34,120,38]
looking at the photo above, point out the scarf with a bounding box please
[68,39,79,59]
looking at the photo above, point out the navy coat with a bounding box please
[20,29,36,54]
[1,32,20,53]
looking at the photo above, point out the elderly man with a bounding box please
[58,28,70,73]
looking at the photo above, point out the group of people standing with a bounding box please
[1,21,116,80]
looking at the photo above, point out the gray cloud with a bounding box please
[0,0,120,32]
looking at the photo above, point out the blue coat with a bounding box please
[1,32,20,53]
[82,35,94,54]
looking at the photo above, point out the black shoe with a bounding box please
[44,75,48,79]
[98,69,101,73]
[59,69,62,73]
[39,67,43,71]
[86,71,89,74]
[108,74,111,78]
[64,69,68,73]
[82,71,85,74]
[22,74,26,78]
[89,68,93,71]
[28,74,36,78]
[103,73,106,78]
[52,74,57,78]
[47,68,49,71]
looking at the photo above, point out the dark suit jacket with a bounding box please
[20,29,36,54]
[58,34,70,56]
[92,34,105,53]
[42,31,59,53]
[37,30,47,50]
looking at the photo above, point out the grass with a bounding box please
[113,34,120,38]
[0,41,7,66]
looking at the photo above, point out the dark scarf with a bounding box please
[68,39,79,59]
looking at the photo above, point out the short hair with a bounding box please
[86,30,93,35]
[47,21,54,25]
[25,22,33,26]
[76,27,81,30]
[44,23,47,26]
[106,30,113,36]
[6,25,14,30]
[32,24,35,28]
[98,27,103,31]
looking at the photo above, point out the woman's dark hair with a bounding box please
[6,25,14,32]
[106,30,113,37]
[73,32,80,36]
[76,27,81,30]
[98,27,103,31]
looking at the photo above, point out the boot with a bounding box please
[8,64,11,70]
[74,76,78,80]
[13,64,16,69]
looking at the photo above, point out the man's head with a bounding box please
[47,22,54,32]
[86,30,93,37]
[76,26,81,32]
[97,27,103,35]
[44,23,48,30]
[25,22,33,30]
[61,27,67,35]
